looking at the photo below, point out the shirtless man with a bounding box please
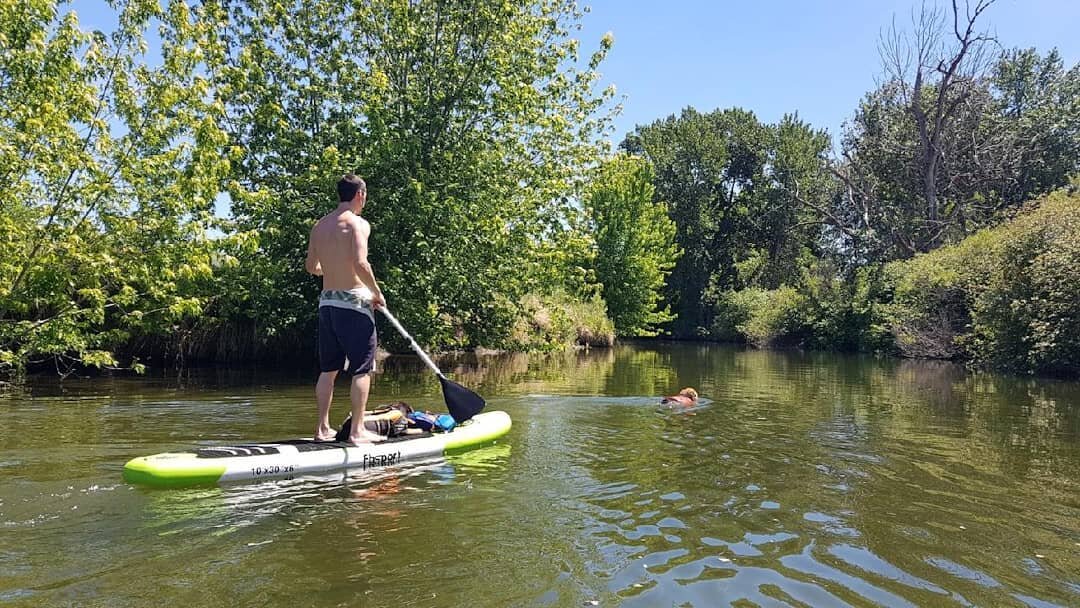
[305,174,387,444]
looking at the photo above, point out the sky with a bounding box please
[74,0,1078,220]
[575,0,1080,145]
[75,0,1079,149]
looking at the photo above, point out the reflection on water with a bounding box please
[1,343,1079,607]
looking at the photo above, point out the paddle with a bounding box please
[378,307,486,423]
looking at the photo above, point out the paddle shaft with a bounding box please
[378,307,444,378]
[377,307,486,424]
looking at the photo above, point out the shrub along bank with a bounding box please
[707,189,1080,376]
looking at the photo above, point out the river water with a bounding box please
[1,343,1078,607]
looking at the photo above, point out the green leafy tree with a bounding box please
[214,0,617,352]
[0,0,230,377]
[760,114,833,286]
[585,154,679,336]
[622,108,829,337]
[622,108,765,335]
[991,48,1080,204]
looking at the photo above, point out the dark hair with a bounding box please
[337,174,366,202]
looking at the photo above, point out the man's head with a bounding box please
[337,174,367,212]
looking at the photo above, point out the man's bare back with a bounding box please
[306,208,384,304]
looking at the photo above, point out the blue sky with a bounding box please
[577,0,1080,145]
[71,0,1077,221]
[75,0,1078,148]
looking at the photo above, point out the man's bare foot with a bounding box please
[314,426,336,442]
[347,429,386,445]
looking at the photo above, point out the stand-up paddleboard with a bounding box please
[123,410,511,488]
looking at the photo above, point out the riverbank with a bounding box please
[5,190,1078,384]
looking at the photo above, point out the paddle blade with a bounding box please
[439,376,485,423]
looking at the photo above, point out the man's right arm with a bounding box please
[305,225,322,276]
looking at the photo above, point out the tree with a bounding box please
[622,108,765,335]
[880,0,1000,240]
[0,0,230,376]
[623,108,830,337]
[991,48,1080,205]
[214,0,618,351]
[815,1,1077,265]
[585,154,679,336]
[760,114,833,287]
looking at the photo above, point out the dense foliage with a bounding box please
[0,0,231,376]
[830,48,1080,261]
[214,0,618,354]
[2,0,1077,380]
[1,0,626,378]
[703,188,1080,377]
[883,189,1080,376]
[623,110,832,336]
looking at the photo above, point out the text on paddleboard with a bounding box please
[250,464,295,477]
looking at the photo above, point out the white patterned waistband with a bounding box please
[319,288,375,321]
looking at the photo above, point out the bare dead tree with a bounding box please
[782,1,1074,271]
[879,0,1000,249]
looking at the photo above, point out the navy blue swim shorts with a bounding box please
[318,306,377,376]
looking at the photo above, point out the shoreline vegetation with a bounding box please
[2,1,1077,382]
